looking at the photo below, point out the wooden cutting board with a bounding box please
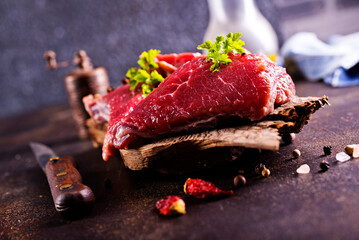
[86,96,329,173]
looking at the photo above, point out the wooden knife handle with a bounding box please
[45,156,95,212]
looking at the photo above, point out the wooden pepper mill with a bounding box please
[44,50,110,139]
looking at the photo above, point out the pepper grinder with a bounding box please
[44,50,110,139]
[204,0,278,60]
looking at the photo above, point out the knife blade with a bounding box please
[30,142,95,212]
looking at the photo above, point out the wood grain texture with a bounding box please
[86,96,328,173]
[45,156,95,212]
[120,126,280,172]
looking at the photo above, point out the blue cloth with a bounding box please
[280,32,359,87]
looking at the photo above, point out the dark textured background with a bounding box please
[0,0,209,119]
[1,0,358,119]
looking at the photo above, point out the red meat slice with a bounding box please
[83,52,202,125]
[83,84,144,125]
[102,53,295,160]
[155,52,202,76]
[156,52,202,68]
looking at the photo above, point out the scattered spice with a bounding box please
[296,164,310,174]
[255,163,266,175]
[319,160,330,172]
[106,86,114,93]
[293,149,301,158]
[323,146,332,155]
[336,152,351,162]
[184,178,233,199]
[345,144,359,158]
[233,175,246,188]
[282,133,296,144]
[156,196,186,216]
[261,168,271,177]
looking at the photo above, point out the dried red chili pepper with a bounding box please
[156,195,186,216]
[184,178,233,199]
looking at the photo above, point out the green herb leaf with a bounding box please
[126,49,164,96]
[126,68,140,90]
[197,32,245,72]
[137,49,160,71]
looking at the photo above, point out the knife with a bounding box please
[30,142,95,212]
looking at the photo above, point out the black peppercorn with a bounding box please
[320,160,330,171]
[323,146,332,155]
[107,86,114,93]
[233,175,246,187]
[293,149,301,158]
[282,133,296,144]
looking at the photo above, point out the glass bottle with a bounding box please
[204,0,278,60]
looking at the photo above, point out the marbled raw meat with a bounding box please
[83,84,144,125]
[83,52,202,125]
[102,53,295,160]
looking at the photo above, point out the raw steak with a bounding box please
[102,53,295,160]
[156,52,202,75]
[83,84,144,125]
[83,52,202,125]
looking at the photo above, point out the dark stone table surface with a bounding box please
[1,81,359,240]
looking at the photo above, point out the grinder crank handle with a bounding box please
[45,156,95,212]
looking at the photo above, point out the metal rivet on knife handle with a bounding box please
[59,183,73,190]
[30,143,96,212]
[56,171,68,177]
[49,156,60,163]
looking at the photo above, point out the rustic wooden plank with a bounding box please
[264,95,329,133]
[86,96,329,172]
[86,120,107,148]
[120,126,280,171]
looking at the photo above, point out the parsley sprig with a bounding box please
[126,49,164,96]
[197,32,245,72]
